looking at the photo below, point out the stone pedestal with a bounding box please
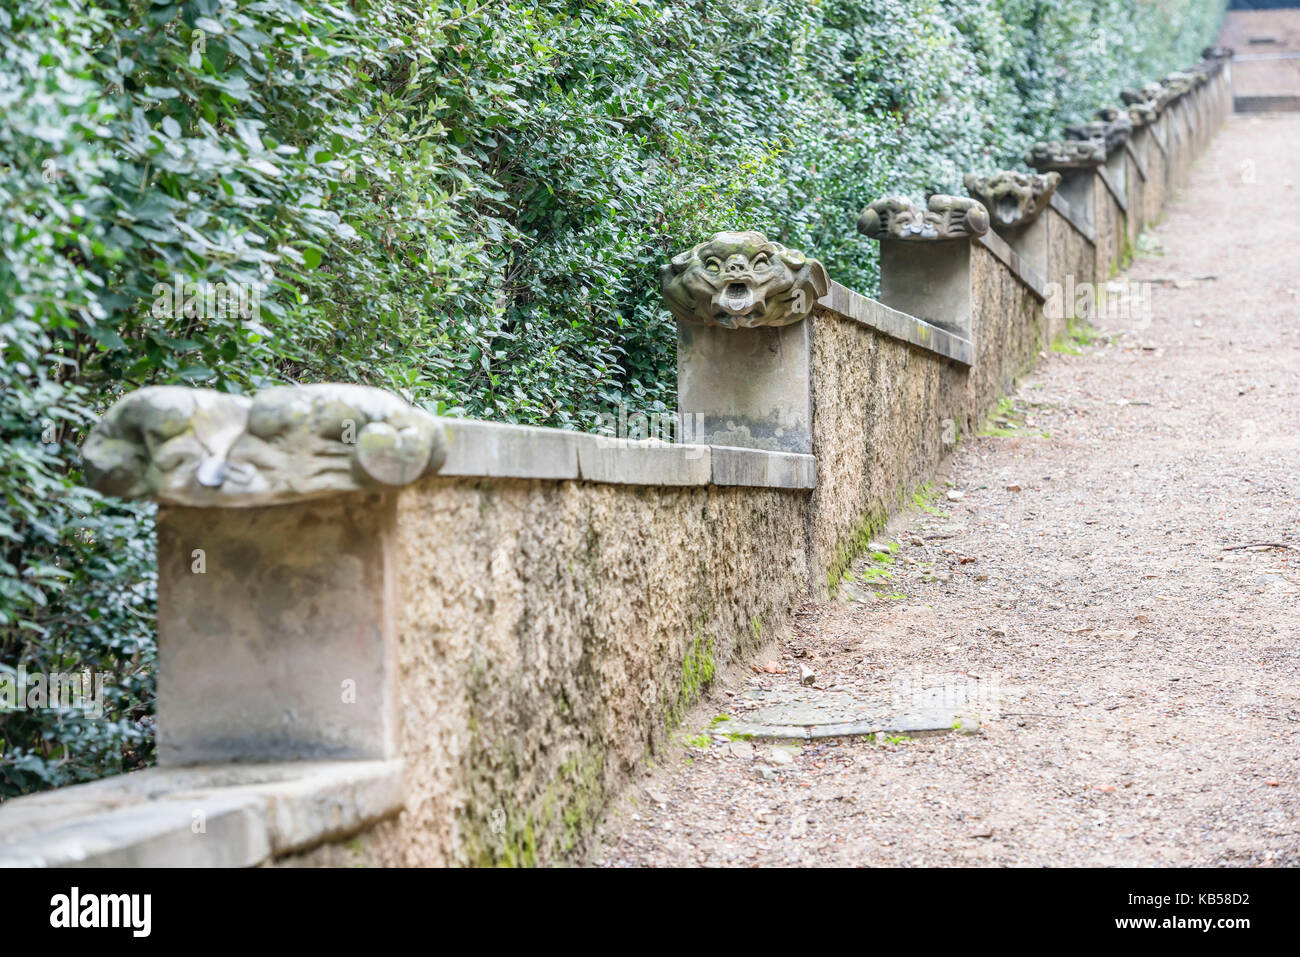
[676,319,813,454]
[156,494,400,764]
[877,239,973,337]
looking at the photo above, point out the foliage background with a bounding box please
[1,0,1226,795]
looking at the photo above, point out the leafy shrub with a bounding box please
[0,0,1225,795]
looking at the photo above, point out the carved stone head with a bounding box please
[1026,139,1107,171]
[1127,103,1157,127]
[83,384,448,507]
[660,231,828,328]
[963,171,1061,228]
[1118,82,1170,113]
[1066,113,1132,152]
[1161,72,1194,99]
[857,194,990,241]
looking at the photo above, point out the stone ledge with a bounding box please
[1048,192,1097,245]
[577,439,711,486]
[974,230,1048,302]
[818,281,973,367]
[439,418,581,480]
[0,760,404,867]
[710,446,816,489]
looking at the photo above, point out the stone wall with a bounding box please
[0,50,1235,869]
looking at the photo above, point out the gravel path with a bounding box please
[593,113,1300,867]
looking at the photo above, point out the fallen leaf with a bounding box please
[1095,785,1116,793]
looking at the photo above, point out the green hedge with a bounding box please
[0,0,1224,795]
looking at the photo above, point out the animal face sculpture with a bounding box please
[1026,139,1107,171]
[857,194,990,241]
[1066,113,1132,152]
[963,171,1061,228]
[660,231,828,328]
[83,384,448,507]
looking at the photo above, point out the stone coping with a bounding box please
[437,418,816,490]
[818,280,974,367]
[974,230,1048,302]
[0,760,404,867]
[1048,191,1097,245]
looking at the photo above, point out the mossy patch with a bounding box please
[825,505,889,594]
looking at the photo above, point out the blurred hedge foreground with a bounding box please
[1,0,1225,794]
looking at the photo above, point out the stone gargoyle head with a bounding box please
[857,194,990,241]
[1026,139,1107,171]
[1066,113,1132,152]
[83,384,448,507]
[660,231,828,328]
[1161,72,1195,99]
[962,171,1061,229]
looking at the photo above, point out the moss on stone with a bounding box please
[825,505,889,594]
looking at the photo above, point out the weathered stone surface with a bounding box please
[709,446,816,489]
[0,761,403,867]
[1162,71,1196,99]
[1065,112,1133,152]
[963,170,1060,228]
[438,419,581,480]
[156,494,399,764]
[819,280,973,366]
[1026,138,1106,170]
[660,231,827,329]
[84,384,447,507]
[309,476,811,866]
[577,439,710,486]
[1128,101,1158,127]
[677,319,814,454]
[857,194,990,241]
[718,686,977,741]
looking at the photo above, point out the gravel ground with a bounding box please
[592,113,1300,868]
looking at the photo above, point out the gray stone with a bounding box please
[676,318,813,454]
[660,231,827,329]
[858,194,990,241]
[156,495,399,764]
[84,384,447,507]
[817,281,974,367]
[709,446,816,489]
[722,685,981,742]
[576,439,710,486]
[799,665,816,687]
[765,746,798,765]
[964,170,1061,228]
[0,760,403,867]
[438,419,581,479]
[1027,139,1106,171]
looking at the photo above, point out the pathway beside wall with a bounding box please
[594,112,1300,867]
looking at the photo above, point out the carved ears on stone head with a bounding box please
[774,244,829,299]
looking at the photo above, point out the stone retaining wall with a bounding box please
[0,50,1234,869]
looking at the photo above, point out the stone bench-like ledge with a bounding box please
[0,760,403,867]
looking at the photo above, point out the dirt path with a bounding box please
[593,113,1300,867]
